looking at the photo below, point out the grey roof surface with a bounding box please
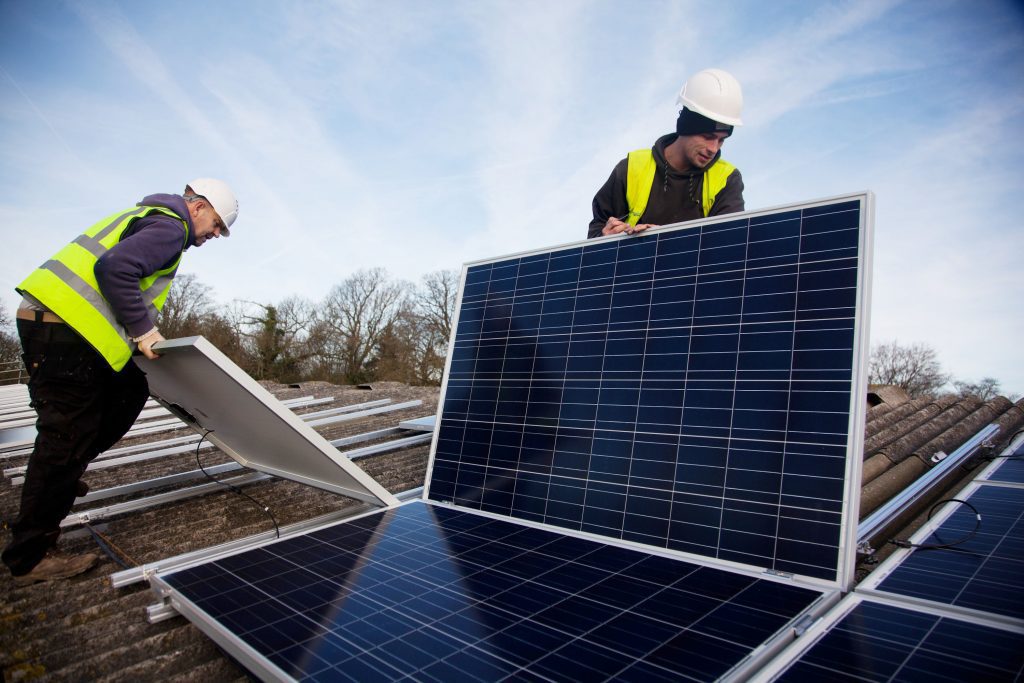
[1,381,1022,681]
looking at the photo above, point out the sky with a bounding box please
[1,0,1022,395]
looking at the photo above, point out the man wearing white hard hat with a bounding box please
[589,68,745,238]
[3,179,238,584]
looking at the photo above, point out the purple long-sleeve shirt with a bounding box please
[93,194,195,338]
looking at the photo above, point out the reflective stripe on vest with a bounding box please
[17,205,188,371]
[624,149,736,225]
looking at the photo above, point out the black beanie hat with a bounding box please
[676,107,734,137]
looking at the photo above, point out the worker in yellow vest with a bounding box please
[588,68,745,238]
[3,179,238,585]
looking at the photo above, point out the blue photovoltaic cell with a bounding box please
[430,198,866,580]
[774,599,1024,681]
[984,441,1024,484]
[162,501,823,682]
[874,484,1024,621]
[987,457,1024,484]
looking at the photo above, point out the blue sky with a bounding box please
[2,0,1022,395]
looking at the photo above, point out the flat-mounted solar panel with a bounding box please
[754,594,1024,682]
[427,194,873,584]
[137,336,398,506]
[860,482,1024,622]
[986,457,1024,484]
[155,500,833,682]
[979,438,1024,485]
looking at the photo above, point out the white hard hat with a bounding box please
[676,68,744,127]
[187,178,238,234]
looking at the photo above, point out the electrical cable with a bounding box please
[195,430,280,538]
[84,522,135,568]
[981,428,1024,461]
[890,498,981,551]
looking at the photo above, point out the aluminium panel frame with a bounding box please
[74,426,417,504]
[61,472,271,527]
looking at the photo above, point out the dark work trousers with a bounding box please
[2,318,148,576]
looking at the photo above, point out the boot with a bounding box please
[13,551,98,587]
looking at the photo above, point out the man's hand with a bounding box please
[602,215,657,236]
[137,329,166,360]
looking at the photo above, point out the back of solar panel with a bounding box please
[425,193,874,589]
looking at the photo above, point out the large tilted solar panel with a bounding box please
[759,595,1024,681]
[155,500,832,682]
[428,195,872,582]
[863,483,1024,621]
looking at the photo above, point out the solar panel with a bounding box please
[137,336,397,505]
[861,482,1024,622]
[980,439,1024,484]
[987,458,1024,484]
[156,499,830,682]
[427,194,872,583]
[756,595,1024,681]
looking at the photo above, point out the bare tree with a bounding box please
[236,297,318,382]
[869,340,949,398]
[0,301,22,382]
[416,270,458,345]
[408,270,459,384]
[319,269,408,384]
[155,276,259,375]
[357,270,458,385]
[196,309,250,371]
[157,273,216,338]
[953,377,1002,401]
[367,302,423,384]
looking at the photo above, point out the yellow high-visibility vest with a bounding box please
[18,205,189,371]
[625,149,736,225]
